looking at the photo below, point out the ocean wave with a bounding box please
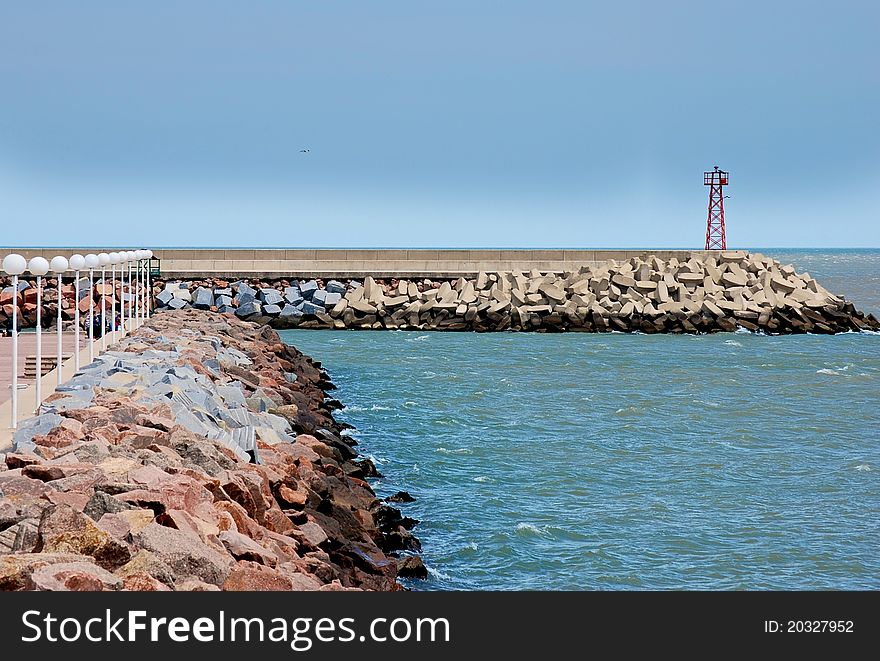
[613,406,641,416]
[515,522,555,538]
[473,476,493,483]
[427,566,452,580]
[854,464,871,472]
[345,404,393,412]
[436,447,473,455]
[406,335,430,342]
[724,339,742,347]
[816,369,841,376]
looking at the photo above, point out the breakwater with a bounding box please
[0,310,422,591]
[145,251,879,334]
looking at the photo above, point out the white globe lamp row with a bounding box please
[3,249,154,429]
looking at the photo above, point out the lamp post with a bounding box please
[109,252,120,341]
[49,256,69,386]
[128,250,138,329]
[136,250,147,323]
[3,253,27,429]
[125,251,134,330]
[98,253,110,350]
[69,254,85,370]
[84,254,99,363]
[27,256,50,414]
[145,250,154,318]
[133,250,142,327]
[134,250,141,324]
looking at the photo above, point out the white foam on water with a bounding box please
[427,566,452,580]
[473,476,493,483]
[854,464,871,472]
[436,447,473,455]
[816,368,841,376]
[614,406,641,416]
[725,339,742,347]
[345,404,392,411]
[515,522,552,537]
[406,335,430,342]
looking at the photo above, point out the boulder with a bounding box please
[30,560,123,591]
[301,301,323,315]
[193,287,215,309]
[325,280,347,295]
[300,280,319,300]
[234,301,261,318]
[134,522,231,587]
[259,289,283,306]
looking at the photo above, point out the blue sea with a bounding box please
[280,249,880,590]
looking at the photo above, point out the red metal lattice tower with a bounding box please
[704,166,728,250]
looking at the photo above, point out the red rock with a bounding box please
[44,490,92,511]
[218,530,278,566]
[37,504,132,570]
[133,522,232,587]
[0,553,90,590]
[122,572,172,591]
[222,563,293,591]
[30,561,122,591]
[4,453,42,470]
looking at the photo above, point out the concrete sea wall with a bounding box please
[0,310,423,591]
[146,251,880,335]
[4,248,708,279]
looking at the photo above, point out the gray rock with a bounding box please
[325,280,346,295]
[155,290,174,307]
[323,292,342,306]
[279,304,303,318]
[263,304,282,316]
[193,287,214,309]
[168,298,188,310]
[234,282,256,298]
[301,301,322,315]
[134,523,231,586]
[234,301,261,318]
[214,294,233,308]
[259,289,283,306]
[12,413,63,451]
[300,280,318,300]
[312,289,329,305]
[213,288,233,297]
[284,288,304,305]
[236,292,256,306]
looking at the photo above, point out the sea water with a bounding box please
[279,249,880,590]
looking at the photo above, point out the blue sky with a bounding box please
[1,1,877,248]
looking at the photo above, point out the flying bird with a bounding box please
[300,149,310,153]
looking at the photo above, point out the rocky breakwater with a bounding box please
[151,251,879,334]
[0,309,422,591]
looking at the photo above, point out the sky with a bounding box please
[1,1,878,248]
